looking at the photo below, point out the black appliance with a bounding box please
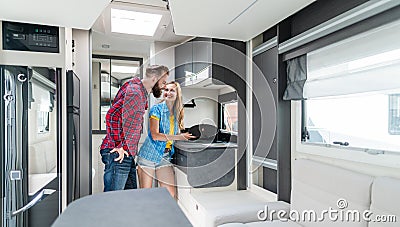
[1,65,62,227]
[2,21,59,53]
[66,70,80,204]
[187,124,218,141]
[187,124,233,143]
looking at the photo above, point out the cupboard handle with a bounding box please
[12,189,56,216]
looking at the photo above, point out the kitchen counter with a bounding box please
[174,141,238,150]
[173,141,237,188]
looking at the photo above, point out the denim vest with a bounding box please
[138,102,179,163]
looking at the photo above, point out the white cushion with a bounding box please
[291,159,374,227]
[29,140,56,174]
[42,140,57,172]
[28,145,47,174]
[210,201,290,226]
[369,177,400,227]
[42,140,57,173]
[191,190,283,227]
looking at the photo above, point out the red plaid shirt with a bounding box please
[100,78,148,156]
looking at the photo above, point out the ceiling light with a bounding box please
[112,65,138,74]
[111,8,162,36]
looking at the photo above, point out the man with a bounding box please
[100,65,169,192]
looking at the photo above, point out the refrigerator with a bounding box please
[66,70,81,204]
[1,65,62,227]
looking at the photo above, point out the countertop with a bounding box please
[174,141,238,150]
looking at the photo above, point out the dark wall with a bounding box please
[262,27,277,42]
[212,39,247,190]
[283,4,400,60]
[288,0,369,38]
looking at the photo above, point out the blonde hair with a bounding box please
[167,81,185,130]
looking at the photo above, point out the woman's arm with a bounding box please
[149,118,195,141]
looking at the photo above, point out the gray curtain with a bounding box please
[283,55,307,100]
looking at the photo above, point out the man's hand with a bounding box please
[110,147,129,163]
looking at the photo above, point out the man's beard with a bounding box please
[152,82,162,98]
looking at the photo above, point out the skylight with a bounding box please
[111,8,162,36]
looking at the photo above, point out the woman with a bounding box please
[137,81,194,198]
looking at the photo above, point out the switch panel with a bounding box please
[2,21,59,53]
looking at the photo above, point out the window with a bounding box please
[302,19,400,153]
[305,93,400,152]
[37,111,50,133]
[222,101,238,133]
[218,91,238,134]
[92,55,143,132]
[389,94,400,135]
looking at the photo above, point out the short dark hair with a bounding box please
[145,65,169,79]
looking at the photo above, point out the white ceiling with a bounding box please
[92,30,152,57]
[91,0,189,55]
[169,0,316,41]
[0,0,111,29]
[0,0,316,55]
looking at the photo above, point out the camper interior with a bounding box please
[0,0,400,227]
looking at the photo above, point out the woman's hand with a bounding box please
[180,132,196,140]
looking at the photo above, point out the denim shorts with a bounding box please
[137,152,173,169]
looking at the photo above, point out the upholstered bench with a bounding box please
[189,190,289,226]
[219,159,399,227]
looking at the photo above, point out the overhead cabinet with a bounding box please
[174,41,193,85]
[175,37,245,88]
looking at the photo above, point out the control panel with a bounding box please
[2,21,59,53]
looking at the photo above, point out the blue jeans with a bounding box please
[100,148,137,192]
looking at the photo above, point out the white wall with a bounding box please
[92,134,104,194]
[219,86,235,95]
[181,88,219,128]
[150,41,176,81]
[72,29,92,197]
[291,101,400,178]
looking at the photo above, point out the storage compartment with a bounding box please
[174,142,237,188]
[175,37,246,88]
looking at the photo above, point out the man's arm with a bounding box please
[107,111,124,148]
[121,85,144,156]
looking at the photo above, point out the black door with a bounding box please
[1,65,62,227]
[252,46,278,193]
[67,109,80,203]
[66,70,80,204]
